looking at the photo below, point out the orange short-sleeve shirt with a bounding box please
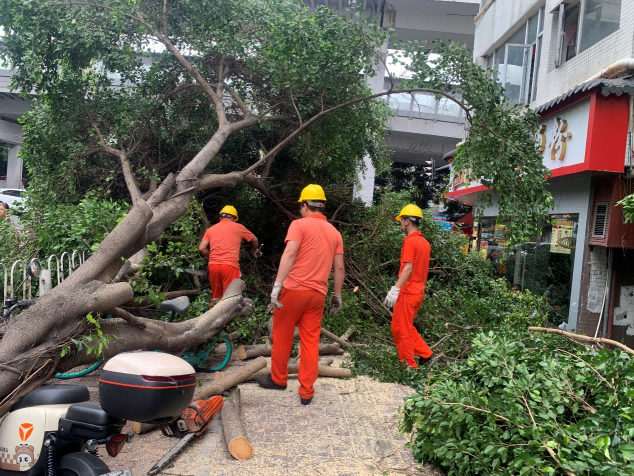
[399,231,431,295]
[283,214,344,296]
[202,219,255,270]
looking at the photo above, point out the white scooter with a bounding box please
[0,334,196,476]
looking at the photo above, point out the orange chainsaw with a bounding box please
[148,396,223,475]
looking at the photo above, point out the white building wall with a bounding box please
[474,0,543,61]
[537,0,634,105]
[474,0,634,107]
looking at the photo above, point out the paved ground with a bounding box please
[55,356,442,476]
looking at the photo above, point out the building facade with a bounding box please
[304,0,480,204]
[448,0,634,341]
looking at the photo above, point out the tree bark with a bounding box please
[57,280,253,373]
[131,421,159,435]
[193,357,267,400]
[247,360,350,381]
[221,387,253,460]
[237,343,343,360]
[320,328,352,348]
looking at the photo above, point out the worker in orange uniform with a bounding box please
[383,204,433,368]
[198,206,262,301]
[255,185,344,405]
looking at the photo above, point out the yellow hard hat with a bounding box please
[395,204,424,222]
[219,205,238,221]
[298,184,327,202]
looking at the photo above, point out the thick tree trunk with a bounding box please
[57,280,253,372]
[0,123,263,405]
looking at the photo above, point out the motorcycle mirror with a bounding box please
[28,259,41,279]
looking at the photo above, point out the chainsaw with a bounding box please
[147,396,224,476]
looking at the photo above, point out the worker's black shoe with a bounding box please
[300,397,313,406]
[416,354,436,367]
[254,374,287,390]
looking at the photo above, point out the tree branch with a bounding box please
[244,86,469,177]
[91,121,141,202]
[528,327,634,356]
[290,86,302,126]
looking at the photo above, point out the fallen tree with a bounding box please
[0,0,555,406]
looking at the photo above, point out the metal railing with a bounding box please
[385,91,467,124]
[1,250,88,301]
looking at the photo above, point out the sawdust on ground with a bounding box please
[53,355,443,476]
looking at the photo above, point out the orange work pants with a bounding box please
[391,292,433,368]
[271,288,325,399]
[208,264,241,301]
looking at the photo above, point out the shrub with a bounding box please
[401,333,634,475]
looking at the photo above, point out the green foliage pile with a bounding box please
[402,333,634,475]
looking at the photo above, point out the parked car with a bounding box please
[0,188,26,208]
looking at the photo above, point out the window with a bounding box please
[484,6,545,105]
[411,93,436,118]
[592,202,609,238]
[556,0,622,66]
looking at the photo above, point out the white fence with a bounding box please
[1,250,88,302]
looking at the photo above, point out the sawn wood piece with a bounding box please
[194,357,267,400]
[238,343,344,360]
[221,387,253,460]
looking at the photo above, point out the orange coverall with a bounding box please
[392,230,433,367]
[270,214,344,399]
[201,219,254,300]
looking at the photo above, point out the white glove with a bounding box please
[330,293,342,315]
[252,247,263,258]
[383,286,400,308]
[267,282,283,313]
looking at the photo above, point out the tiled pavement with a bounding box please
[59,357,443,476]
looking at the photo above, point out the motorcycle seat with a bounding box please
[160,296,190,315]
[65,402,122,426]
[11,384,90,411]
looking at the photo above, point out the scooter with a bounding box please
[0,262,199,475]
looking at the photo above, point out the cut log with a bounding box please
[131,421,158,435]
[340,325,356,342]
[226,331,239,341]
[213,371,225,381]
[221,387,253,460]
[194,357,267,400]
[238,343,343,360]
[320,328,351,348]
[315,343,344,356]
[237,344,271,360]
[248,359,350,381]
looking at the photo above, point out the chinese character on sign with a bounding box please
[536,124,547,152]
[547,118,572,161]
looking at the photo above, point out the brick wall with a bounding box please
[578,246,609,336]
[474,0,634,107]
